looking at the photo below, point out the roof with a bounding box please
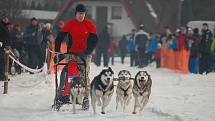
[22,10,58,20]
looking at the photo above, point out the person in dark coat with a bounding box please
[0,14,10,80]
[127,29,137,67]
[23,17,42,71]
[118,35,128,64]
[199,23,213,74]
[135,24,149,68]
[94,26,110,67]
[188,28,200,73]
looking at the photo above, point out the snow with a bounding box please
[1,57,215,121]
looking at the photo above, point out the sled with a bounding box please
[51,52,88,111]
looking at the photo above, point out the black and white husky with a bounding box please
[90,67,114,114]
[69,77,86,114]
[116,70,133,111]
[132,71,152,114]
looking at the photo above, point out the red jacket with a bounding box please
[62,19,96,53]
[178,34,187,51]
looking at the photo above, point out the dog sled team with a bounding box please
[52,59,152,115]
[90,68,152,114]
[51,3,152,115]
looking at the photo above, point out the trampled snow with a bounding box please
[0,58,215,121]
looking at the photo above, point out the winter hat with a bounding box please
[75,4,86,14]
[202,23,208,27]
[193,28,199,34]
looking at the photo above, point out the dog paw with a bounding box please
[101,112,105,114]
[132,112,137,114]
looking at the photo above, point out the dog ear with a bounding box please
[127,70,131,77]
[99,69,105,76]
[134,71,140,83]
[118,70,122,76]
[108,67,114,74]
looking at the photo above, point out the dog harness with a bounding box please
[134,79,150,96]
[98,83,114,95]
[119,82,132,97]
[94,79,114,95]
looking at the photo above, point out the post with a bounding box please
[3,48,9,94]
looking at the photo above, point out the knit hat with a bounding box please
[75,4,86,13]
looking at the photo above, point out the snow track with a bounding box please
[1,58,215,121]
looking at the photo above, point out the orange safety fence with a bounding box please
[49,41,67,74]
[160,48,190,74]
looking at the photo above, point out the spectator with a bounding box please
[155,43,162,68]
[169,34,178,51]
[118,35,128,64]
[54,20,64,37]
[127,29,137,67]
[94,26,110,67]
[135,24,149,68]
[161,26,172,46]
[108,37,118,65]
[188,28,201,73]
[189,39,199,74]
[147,33,158,63]
[178,27,188,51]
[10,23,23,74]
[199,23,213,74]
[211,37,215,71]
[23,17,42,72]
[191,28,201,44]
[0,14,10,81]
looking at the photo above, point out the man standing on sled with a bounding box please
[55,4,98,110]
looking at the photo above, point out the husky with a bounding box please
[90,67,114,114]
[132,71,152,114]
[116,70,133,111]
[68,77,86,114]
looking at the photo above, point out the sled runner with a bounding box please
[52,52,89,111]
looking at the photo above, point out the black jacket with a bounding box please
[0,21,10,51]
[199,29,213,54]
[23,24,39,45]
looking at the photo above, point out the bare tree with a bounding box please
[0,0,26,21]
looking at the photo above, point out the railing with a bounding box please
[160,48,190,74]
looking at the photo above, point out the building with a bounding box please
[55,0,181,37]
[55,0,136,38]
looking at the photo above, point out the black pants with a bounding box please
[199,54,212,74]
[130,51,137,66]
[0,51,5,80]
[28,45,42,69]
[137,48,147,67]
[94,48,109,67]
[156,58,160,68]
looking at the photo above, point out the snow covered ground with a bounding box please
[0,57,215,121]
